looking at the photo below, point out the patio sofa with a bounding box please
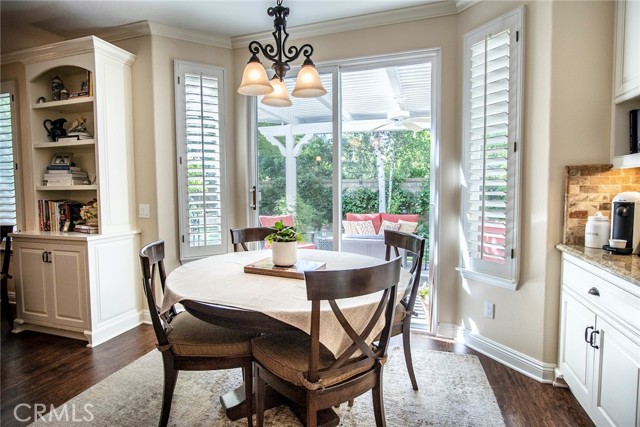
[341,213,419,259]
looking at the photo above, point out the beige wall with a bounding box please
[1,0,616,366]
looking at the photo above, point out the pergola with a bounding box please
[257,62,432,209]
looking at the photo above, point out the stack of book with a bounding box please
[43,165,90,186]
[38,200,84,232]
[74,224,98,234]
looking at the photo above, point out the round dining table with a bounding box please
[161,249,410,426]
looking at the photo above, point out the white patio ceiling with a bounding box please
[257,61,432,133]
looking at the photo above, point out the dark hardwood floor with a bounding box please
[0,320,593,427]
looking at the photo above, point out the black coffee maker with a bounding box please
[611,192,640,255]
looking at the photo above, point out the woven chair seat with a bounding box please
[252,330,374,390]
[394,302,408,323]
[167,312,257,357]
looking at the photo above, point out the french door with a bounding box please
[252,52,438,333]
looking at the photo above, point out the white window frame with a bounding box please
[458,7,524,290]
[174,61,228,261]
[0,80,21,229]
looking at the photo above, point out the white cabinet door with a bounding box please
[48,243,88,328]
[14,242,50,321]
[592,318,640,427]
[614,0,640,102]
[560,291,597,405]
[13,239,88,329]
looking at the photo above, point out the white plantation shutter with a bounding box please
[175,62,228,261]
[0,89,17,227]
[459,8,523,289]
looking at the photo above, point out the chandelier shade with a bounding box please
[238,56,273,96]
[291,60,327,98]
[261,77,293,107]
[237,0,326,105]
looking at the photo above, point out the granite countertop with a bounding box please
[556,244,640,287]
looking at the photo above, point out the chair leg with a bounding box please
[402,325,419,390]
[372,367,386,427]
[256,369,266,427]
[160,358,178,427]
[306,393,318,427]
[1,278,14,330]
[243,363,253,427]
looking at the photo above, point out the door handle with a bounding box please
[250,186,257,210]
[42,251,47,263]
[589,330,600,349]
[584,326,594,344]
[47,251,52,263]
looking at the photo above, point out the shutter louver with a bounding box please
[184,74,222,248]
[467,30,511,264]
[0,92,16,226]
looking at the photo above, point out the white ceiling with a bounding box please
[1,0,460,53]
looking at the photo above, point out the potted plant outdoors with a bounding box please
[266,220,304,267]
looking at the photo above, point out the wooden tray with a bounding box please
[244,257,326,280]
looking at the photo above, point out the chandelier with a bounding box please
[237,0,327,107]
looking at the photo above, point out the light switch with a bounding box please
[139,203,150,219]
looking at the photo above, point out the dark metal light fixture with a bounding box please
[237,0,327,105]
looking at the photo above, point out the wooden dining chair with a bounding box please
[1,226,14,330]
[252,257,402,427]
[139,240,258,427]
[383,229,426,390]
[230,227,273,252]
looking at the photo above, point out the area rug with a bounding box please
[29,346,505,427]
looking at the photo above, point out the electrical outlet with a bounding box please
[484,301,495,319]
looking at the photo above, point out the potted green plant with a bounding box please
[266,220,304,267]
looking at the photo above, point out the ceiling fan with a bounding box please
[371,110,431,132]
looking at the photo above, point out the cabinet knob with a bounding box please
[588,287,600,296]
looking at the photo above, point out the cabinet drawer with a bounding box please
[562,257,640,336]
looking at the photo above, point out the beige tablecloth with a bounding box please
[161,249,411,357]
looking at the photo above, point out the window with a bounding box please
[175,61,228,261]
[459,7,523,290]
[0,82,18,228]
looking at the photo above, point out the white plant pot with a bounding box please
[272,241,298,267]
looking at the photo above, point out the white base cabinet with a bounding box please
[558,254,640,427]
[12,232,142,347]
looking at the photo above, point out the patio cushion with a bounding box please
[378,219,401,235]
[167,312,256,357]
[380,213,420,224]
[398,219,419,233]
[346,213,382,234]
[259,214,294,227]
[355,220,376,235]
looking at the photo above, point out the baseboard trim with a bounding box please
[437,323,556,383]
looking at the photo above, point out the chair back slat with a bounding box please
[304,258,401,384]
[139,240,172,347]
[384,229,425,309]
[230,227,273,252]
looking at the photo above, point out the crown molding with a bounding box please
[97,21,232,49]
[1,35,135,65]
[231,0,480,49]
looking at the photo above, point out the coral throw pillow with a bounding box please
[259,214,294,227]
[380,213,419,224]
[345,213,382,234]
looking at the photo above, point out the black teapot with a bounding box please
[43,118,67,141]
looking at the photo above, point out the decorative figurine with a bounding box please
[51,75,64,101]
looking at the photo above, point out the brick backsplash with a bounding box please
[563,165,640,245]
